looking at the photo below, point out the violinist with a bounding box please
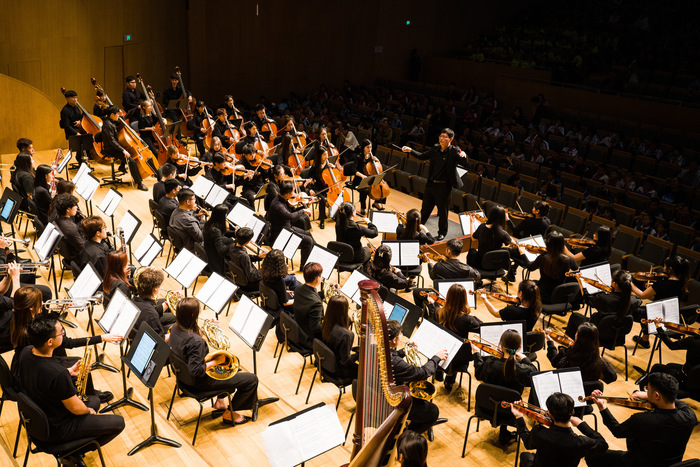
[121,76,144,113]
[238,144,271,208]
[162,73,192,128]
[136,99,159,156]
[631,256,689,349]
[480,280,542,331]
[547,322,617,384]
[467,205,515,268]
[335,202,378,263]
[427,238,480,283]
[513,392,608,467]
[563,226,612,267]
[101,106,147,191]
[365,244,409,291]
[92,89,109,118]
[207,154,239,205]
[186,100,208,157]
[586,373,697,467]
[58,90,84,141]
[203,204,235,277]
[265,180,315,265]
[397,209,434,245]
[163,145,199,186]
[509,201,551,239]
[525,231,579,304]
[200,136,224,175]
[153,154,179,201]
[351,139,384,215]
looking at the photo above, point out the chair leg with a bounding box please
[96,445,106,467]
[273,341,282,359]
[13,416,23,457]
[335,388,343,410]
[467,373,472,412]
[192,403,204,446]
[22,438,30,467]
[624,345,629,381]
[632,328,642,355]
[274,345,285,374]
[166,383,178,420]
[514,432,521,467]
[295,357,308,395]
[461,415,476,457]
[305,369,318,404]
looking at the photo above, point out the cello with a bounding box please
[174,66,194,138]
[202,107,215,151]
[260,108,277,145]
[365,150,391,201]
[287,122,307,175]
[320,156,350,208]
[60,87,111,164]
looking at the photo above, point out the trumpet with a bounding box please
[0,235,30,246]
[43,293,103,311]
[0,259,49,273]
[0,164,16,171]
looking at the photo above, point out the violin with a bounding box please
[469,211,487,223]
[565,271,614,293]
[419,290,445,307]
[506,209,534,220]
[522,244,547,255]
[566,237,597,248]
[534,327,575,347]
[365,151,391,201]
[641,318,700,337]
[60,87,110,164]
[467,339,504,358]
[632,272,668,282]
[288,193,318,208]
[392,209,408,225]
[501,401,553,427]
[470,289,520,305]
[578,395,654,411]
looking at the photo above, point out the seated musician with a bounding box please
[169,298,258,425]
[397,209,434,245]
[101,106,147,191]
[11,153,35,208]
[137,99,159,156]
[365,244,409,291]
[321,295,358,379]
[33,164,53,228]
[219,95,239,125]
[157,178,181,228]
[0,263,21,353]
[525,231,579,304]
[513,392,608,467]
[471,329,537,446]
[435,284,482,392]
[16,137,34,156]
[54,194,85,266]
[169,188,205,252]
[587,373,697,467]
[0,236,51,301]
[265,180,315,265]
[162,73,192,132]
[631,255,689,349]
[293,262,325,350]
[563,226,612,267]
[212,108,236,150]
[79,215,115,277]
[428,238,480,283]
[467,205,515,269]
[101,251,131,308]
[261,249,299,314]
[238,144,271,208]
[203,205,235,276]
[397,430,428,467]
[546,322,617,384]
[229,227,264,293]
[122,75,144,113]
[93,89,109,118]
[252,103,271,135]
[336,202,378,263]
[49,180,85,225]
[132,267,175,339]
[304,142,336,230]
[200,136,224,176]
[13,313,125,466]
[235,121,260,153]
[508,200,551,239]
[186,100,208,156]
[207,154,239,204]
[163,145,199,187]
[480,280,542,331]
[387,319,448,434]
[59,90,84,148]
[264,163,293,211]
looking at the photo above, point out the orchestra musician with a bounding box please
[79,215,115,277]
[137,99,159,156]
[512,392,608,467]
[102,251,132,308]
[200,136,224,175]
[335,202,378,263]
[365,244,410,291]
[0,262,20,353]
[54,194,85,266]
[101,106,147,191]
[11,153,35,209]
[508,200,551,239]
[397,430,429,467]
[525,231,579,304]
[586,373,697,467]
[402,128,467,241]
[350,139,383,215]
[305,142,338,230]
[157,178,181,231]
[252,104,272,138]
[212,108,235,149]
[162,73,192,131]
[49,180,85,225]
[93,89,109,118]
[397,209,435,245]
[153,164,179,204]
[122,75,145,113]
[546,322,617,384]
[265,180,315,265]
[467,205,515,269]
[203,204,235,277]
[229,227,265,294]
[163,144,199,187]
[33,164,53,228]
[564,226,612,266]
[320,295,358,379]
[168,189,205,252]
[480,280,542,331]
[293,262,325,350]
[387,319,448,434]
[238,144,271,208]
[16,137,35,156]
[187,100,208,156]
[428,238,481,283]
[132,267,175,339]
[261,249,299,314]
[59,90,84,141]
[207,154,238,204]
[219,95,239,124]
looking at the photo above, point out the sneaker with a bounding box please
[633,335,650,349]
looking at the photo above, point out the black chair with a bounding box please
[17,392,106,467]
[525,331,545,370]
[227,260,260,305]
[598,314,634,380]
[305,339,354,409]
[167,226,183,255]
[274,311,313,394]
[327,241,363,283]
[153,210,169,245]
[0,357,24,458]
[461,383,522,463]
[148,199,159,235]
[473,250,511,293]
[670,460,700,467]
[540,283,581,328]
[166,352,235,446]
[343,380,358,445]
[259,282,283,325]
[449,361,472,411]
[676,366,700,402]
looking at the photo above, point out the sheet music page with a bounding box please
[195,272,222,304]
[111,298,140,338]
[208,279,238,314]
[165,250,192,280]
[663,297,680,326]
[229,294,253,338]
[293,404,345,461]
[240,304,267,348]
[77,175,100,202]
[227,201,255,227]
[205,185,224,207]
[646,300,665,334]
[134,235,155,262]
[557,370,587,408]
[177,255,207,288]
[516,235,545,262]
[383,300,394,319]
[459,211,484,236]
[272,229,292,251]
[305,246,338,280]
[261,422,303,467]
[479,322,524,357]
[437,280,476,308]
[68,265,101,299]
[580,263,612,295]
[283,232,302,259]
[117,211,140,244]
[341,269,370,306]
[531,372,562,410]
[384,242,401,267]
[329,191,344,219]
[73,163,90,187]
[410,319,462,369]
[35,224,60,261]
[247,216,266,242]
[190,175,214,199]
[98,188,122,216]
[399,241,421,267]
[99,289,129,333]
[371,211,400,233]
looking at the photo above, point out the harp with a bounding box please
[348,280,412,466]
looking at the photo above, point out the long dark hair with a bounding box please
[34,164,52,191]
[566,322,605,380]
[500,329,521,383]
[541,231,569,278]
[596,226,612,260]
[400,209,421,240]
[102,251,129,294]
[519,280,542,321]
[175,297,201,335]
[665,255,690,293]
[336,202,355,239]
[612,270,632,320]
[321,295,350,343]
[11,153,34,185]
[313,141,328,180]
[279,134,293,160]
[438,284,470,333]
[487,205,507,238]
[10,286,43,348]
[204,204,228,234]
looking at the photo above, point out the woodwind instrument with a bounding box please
[641,318,700,337]
[501,401,553,426]
[534,327,575,347]
[578,395,653,411]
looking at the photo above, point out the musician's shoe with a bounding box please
[359,210,367,216]
[319,220,325,229]
[436,234,446,241]
[444,374,456,392]
[504,272,516,283]
[499,427,518,446]
[211,409,225,419]
[223,411,252,425]
[95,390,114,404]
[633,335,650,349]
[137,183,148,191]
[435,368,445,382]
[117,164,127,175]
[62,454,87,467]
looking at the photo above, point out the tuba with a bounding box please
[75,337,92,402]
[201,319,240,380]
[404,343,435,401]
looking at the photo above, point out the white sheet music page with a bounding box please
[283,233,302,259]
[272,229,292,251]
[68,265,101,299]
[196,273,238,314]
[410,319,462,369]
[99,288,131,335]
[516,235,545,262]
[437,280,476,308]
[531,371,562,410]
[479,322,524,357]
[261,422,303,467]
[98,188,122,216]
[247,216,266,242]
[140,240,162,267]
[77,175,99,202]
[646,300,666,334]
[305,246,338,280]
[117,211,139,244]
[329,191,344,219]
[384,242,401,267]
[177,255,207,288]
[557,370,586,408]
[371,211,399,234]
[383,300,394,319]
[35,224,61,261]
[229,295,265,347]
[400,241,421,267]
[73,163,91,187]
[663,297,680,326]
[205,185,225,207]
[340,269,370,306]
[134,235,155,262]
[459,211,484,236]
[165,249,192,280]
[294,404,345,461]
[190,175,214,199]
[580,263,612,295]
[227,202,255,227]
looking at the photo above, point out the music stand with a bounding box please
[340,269,372,306]
[478,320,527,357]
[381,291,422,337]
[98,288,147,414]
[435,279,476,308]
[97,188,123,233]
[272,228,303,270]
[531,368,586,409]
[410,318,464,369]
[117,210,142,264]
[134,234,163,267]
[356,171,386,191]
[124,322,181,455]
[75,172,100,216]
[195,272,238,319]
[228,295,274,376]
[303,244,339,281]
[642,297,680,374]
[34,222,64,298]
[165,249,207,295]
[56,150,73,182]
[68,134,94,167]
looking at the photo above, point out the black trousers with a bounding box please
[421,181,451,237]
[56,394,125,448]
[586,450,633,467]
[109,149,143,185]
[406,398,439,434]
[199,371,259,411]
[293,227,315,266]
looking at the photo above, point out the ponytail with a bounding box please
[500,329,521,383]
[612,270,632,321]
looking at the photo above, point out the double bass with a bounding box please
[59,87,110,164]
[365,151,391,201]
[174,66,194,138]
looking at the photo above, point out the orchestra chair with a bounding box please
[525,331,546,370]
[0,357,24,458]
[676,366,700,402]
[305,339,354,409]
[147,199,159,235]
[274,311,313,395]
[448,361,473,411]
[17,392,106,467]
[326,241,364,283]
[472,250,511,293]
[598,314,634,380]
[166,352,235,446]
[227,260,260,305]
[670,460,700,467]
[26,198,44,240]
[577,381,603,431]
[259,282,283,327]
[166,226,183,256]
[461,383,522,466]
[153,211,170,248]
[56,241,76,292]
[540,283,581,328]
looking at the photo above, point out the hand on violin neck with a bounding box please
[509,403,524,419]
[590,390,606,410]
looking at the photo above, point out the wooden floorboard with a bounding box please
[0,149,698,466]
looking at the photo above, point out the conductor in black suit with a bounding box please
[292,262,324,350]
[402,128,467,241]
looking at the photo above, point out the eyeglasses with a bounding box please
[53,327,66,338]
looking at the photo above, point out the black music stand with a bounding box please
[0,189,25,259]
[97,188,123,234]
[56,150,73,182]
[356,171,386,192]
[68,134,94,167]
[125,322,181,455]
[228,295,274,377]
[34,222,64,302]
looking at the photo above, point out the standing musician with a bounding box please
[238,144,272,208]
[79,215,115,278]
[122,75,145,113]
[586,373,697,467]
[512,392,608,467]
[265,180,315,265]
[168,188,205,252]
[335,202,378,263]
[293,262,325,350]
[546,322,617,384]
[59,90,84,141]
[402,128,467,241]
[187,100,208,157]
[168,297,259,425]
[136,99,159,156]
[101,106,147,191]
[352,139,385,214]
[162,72,192,130]
[480,280,542,331]
[386,319,448,434]
[13,313,125,466]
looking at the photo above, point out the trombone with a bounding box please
[43,293,103,311]
[1,235,30,246]
[0,260,49,273]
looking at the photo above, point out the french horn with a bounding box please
[201,319,240,380]
[404,342,436,401]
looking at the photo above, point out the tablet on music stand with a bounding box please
[478,320,526,357]
[195,272,238,316]
[435,279,476,308]
[381,291,422,337]
[165,248,207,289]
[34,222,64,262]
[370,211,399,234]
[228,294,274,351]
[68,263,102,299]
[304,245,339,281]
[98,288,141,339]
[0,188,22,224]
[272,228,303,260]
[117,210,142,245]
[134,234,163,267]
[123,322,170,389]
[98,188,122,217]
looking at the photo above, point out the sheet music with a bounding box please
[73,163,91,187]
[261,404,344,467]
[165,249,207,288]
[329,191,344,219]
[228,295,266,348]
[117,210,140,244]
[558,370,586,408]
[98,289,140,338]
[371,211,400,233]
[68,264,101,299]
[459,211,484,236]
[410,319,463,369]
[437,280,476,308]
[384,242,401,267]
[206,184,228,207]
[305,246,338,280]
[227,201,255,227]
[196,272,238,314]
[165,249,190,278]
[98,188,122,217]
[383,300,394,319]
[190,175,214,199]
[283,232,302,258]
[399,241,420,267]
[479,322,524,357]
[76,174,99,202]
[35,223,61,261]
[580,263,612,295]
[134,235,162,267]
[516,235,545,262]
[646,297,680,334]
[340,269,371,306]
[532,370,586,410]
[272,229,292,250]
[247,216,266,243]
[57,150,72,173]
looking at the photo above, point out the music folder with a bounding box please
[98,288,141,339]
[134,234,163,267]
[371,211,399,234]
[531,367,586,409]
[261,403,345,467]
[410,318,464,369]
[578,261,612,295]
[165,249,207,289]
[117,210,142,245]
[98,188,122,217]
[68,263,102,299]
[340,269,372,306]
[328,190,345,219]
[228,294,273,351]
[34,222,64,262]
[195,272,238,316]
[478,320,526,357]
[272,228,303,260]
[435,279,476,308]
[645,297,680,334]
[382,240,421,267]
[304,245,339,281]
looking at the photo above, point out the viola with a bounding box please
[418,290,445,307]
[565,271,614,293]
[578,395,653,411]
[632,272,668,282]
[60,87,110,164]
[174,66,194,138]
[641,318,700,337]
[365,151,391,201]
[534,327,575,347]
[470,289,520,305]
[566,237,597,248]
[501,401,553,426]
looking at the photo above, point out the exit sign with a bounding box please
[123,34,133,42]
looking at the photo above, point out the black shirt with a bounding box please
[516,418,608,467]
[589,291,642,326]
[35,185,51,225]
[157,196,178,226]
[409,144,463,185]
[429,258,481,282]
[55,216,86,264]
[527,254,579,304]
[229,245,262,285]
[472,353,537,394]
[442,314,482,365]
[500,304,538,332]
[580,245,609,267]
[474,224,511,254]
[323,325,358,379]
[168,325,210,386]
[132,296,165,339]
[511,217,551,239]
[59,104,83,139]
[651,279,685,301]
[336,220,378,262]
[122,88,145,112]
[80,239,113,277]
[203,225,233,276]
[546,341,617,383]
[101,117,125,157]
[396,224,435,245]
[390,348,440,385]
[266,195,308,242]
[657,328,700,373]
